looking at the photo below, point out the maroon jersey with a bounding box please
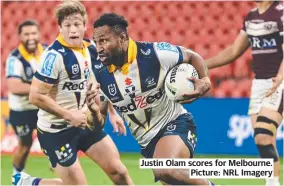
[242,2,283,79]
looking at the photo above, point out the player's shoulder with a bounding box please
[245,7,258,19]
[8,47,21,59]
[134,41,155,57]
[40,44,63,71]
[136,41,180,58]
[45,40,66,55]
[136,41,154,48]
[6,48,22,67]
[247,3,283,15]
[6,54,21,66]
[274,2,283,12]
[249,7,258,13]
[274,3,284,20]
[153,42,180,54]
[37,48,62,78]
[42,46,62,60]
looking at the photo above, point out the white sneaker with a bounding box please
[12,172,33,186]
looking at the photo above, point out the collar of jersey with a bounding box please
[57,34,90,57]
[18,43,44,62]
[107,38,137,75]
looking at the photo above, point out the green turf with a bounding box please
[1,154,283,185]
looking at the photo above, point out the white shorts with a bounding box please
[248,79,283,115]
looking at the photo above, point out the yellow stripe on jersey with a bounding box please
[108,37,137,75]
[18,43,45,62]
[57,34,91,58]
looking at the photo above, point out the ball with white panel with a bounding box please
[164,63,199,102]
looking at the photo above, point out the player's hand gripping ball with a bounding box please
[165,63,199,102]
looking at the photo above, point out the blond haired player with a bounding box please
[13,1,133,185]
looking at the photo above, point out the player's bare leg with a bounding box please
[54,158,88,185]
[85,135,134,185]
[250,114,258,128]
[152,136,213,185]
[13,137,32,174]
[254,107,282,186]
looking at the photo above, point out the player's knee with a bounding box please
[107,160,128,179]
[254,116,278,145]
[256,144,279,162]
[254,134,273,145]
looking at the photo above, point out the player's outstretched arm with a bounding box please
[29,78,87,128]
[178,47,211,103]
[205,30,250,69]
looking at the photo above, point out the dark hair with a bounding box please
[93,13,129,35]
[18,19,40,34]
[55,0,87,26]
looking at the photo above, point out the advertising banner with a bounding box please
[1,99,283,156]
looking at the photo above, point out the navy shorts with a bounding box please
[10,109,38,140]
[141,113,197,159]
[37,127,107,168]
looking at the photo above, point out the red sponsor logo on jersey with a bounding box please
[125,78,132,86]
[62,80,87,91]
[113,88,164,113]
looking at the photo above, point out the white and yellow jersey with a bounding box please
[35,35,94,133]
[92,39,187,148]
[5,43,46,111]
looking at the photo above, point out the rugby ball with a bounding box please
[164,63,199,102]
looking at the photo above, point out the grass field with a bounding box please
[1,154,283,185]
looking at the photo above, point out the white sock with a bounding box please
[12,168,18,175]
[13,172,39,185]
[266,177,280,186]
[13,167,25,175]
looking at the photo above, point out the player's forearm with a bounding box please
[184,49,212,94]
[108,102,118,116]
[7,79,30,95]
[29,93,69,120]
[206,46,238,69]
[87,111,106,128]
[184,48,210,81]
[8,84,30,95]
